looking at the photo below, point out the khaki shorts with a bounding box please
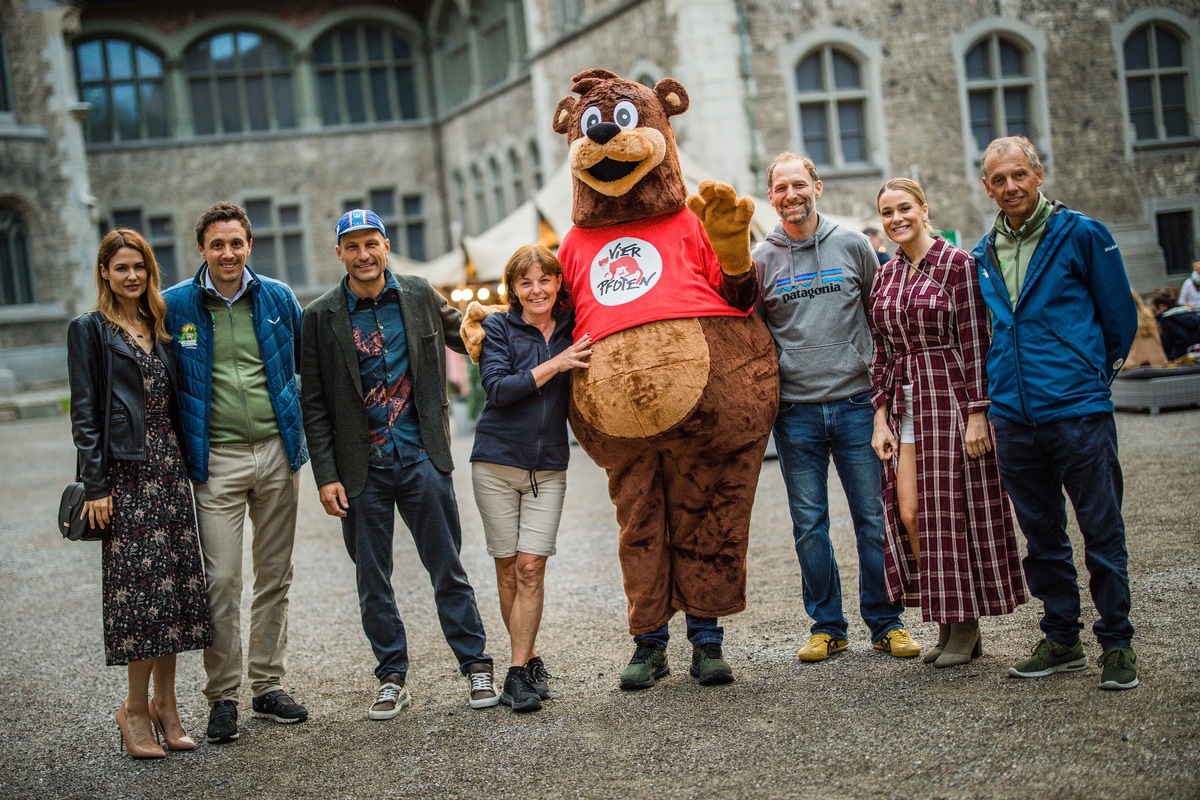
[471,462,567,558]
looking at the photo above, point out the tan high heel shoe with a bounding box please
[148,699,197,751]
[115,703,166,759]
[934,621,982,668]
[922,623,951,664]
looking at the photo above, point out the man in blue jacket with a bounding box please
[973,137,1139,691]
[164,202,309,742]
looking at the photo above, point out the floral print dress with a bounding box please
[102,333,212,665]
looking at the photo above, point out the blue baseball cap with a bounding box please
[336,209,387,241]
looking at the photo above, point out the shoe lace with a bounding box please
[699,642,723,659]
[630,644,659,664]
[469,671,494,694]
[1099,649,1129,668]
[376,683,402,705]
[527,658,551,682]
[888,629,913,645]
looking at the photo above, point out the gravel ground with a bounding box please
[0,409,1197,799]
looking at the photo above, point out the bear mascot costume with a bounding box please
[467,68,779,689]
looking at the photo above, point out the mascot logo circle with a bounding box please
[589,237,662,306]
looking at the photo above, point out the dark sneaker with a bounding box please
[251,690,308,724]
[1098,647,1139,691]
[206,700,239,743]
[369,673,411,720]
[525,656,552,700]
[689,643,734,686]
[500,666,542,713]
[619,644,669,691]
[466,662,499,709]
[1008,638,1088,678]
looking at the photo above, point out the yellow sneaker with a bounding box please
[797,633,850,662]
[872,628,921,658]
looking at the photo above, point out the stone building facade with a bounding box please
[0,0,1197,387]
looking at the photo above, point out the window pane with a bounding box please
[998,40,1024,77]
[243,200,271,228]
[831,51,860,89]
[283,234,304,285]
[156,245,176,286]
[83,85,112,142]
[402,194,423,216]
[1124,27,1150,70]
[1156,210,1195,274]
[965,43,989,79]
[392,35,411,62]
[106,40,134,80]
[1004,87,1029,137]
[237,32,263,69]
[218,77,241,132]
[317,72,338,124]
[396,66,417,119]
[149,216,172,238]
[369,189,395,218]
[141,83,167,137]
[969,90,994,151]
[112,209,142,229]
[273,76,295,128]
[370,68,392,121]
[135,47,161,78]
[210,33,235,71]
[279,205,301,227]
[265,38,289,69]
[254,237,278,278]
[339,27,360,63]
[837,100,865,162]
[112,83,139,140]
[406,223,426,262]
[190,79,214,134]
[366,28,386,62]
[795,54,821,92]
[312,36,334,66]
[1155,25,1183,67]
[799,104,829,165]
[1162,75,1190,137]
[342,71,366,123]
[78,40,105,81]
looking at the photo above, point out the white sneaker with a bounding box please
[369,678,411,720]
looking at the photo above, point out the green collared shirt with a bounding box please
[993,193,1053,307]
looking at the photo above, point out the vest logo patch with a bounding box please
[590,237,661,306]
[178,323,199,349]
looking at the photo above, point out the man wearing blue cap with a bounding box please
[300,209,497,718]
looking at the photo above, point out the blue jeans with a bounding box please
[773,392,904,641]
[990,413,1133,650]
[342,459,491,681]
[636,616,723,649]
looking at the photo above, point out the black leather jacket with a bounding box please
[67,311,184,500]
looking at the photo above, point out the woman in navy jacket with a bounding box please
[470,244,592,713]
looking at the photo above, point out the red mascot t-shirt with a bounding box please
[557,209,751,342]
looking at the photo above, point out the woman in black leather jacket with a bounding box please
[68,229,211,758]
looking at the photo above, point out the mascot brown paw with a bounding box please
[686,180,755,276]
[460,300,507,364]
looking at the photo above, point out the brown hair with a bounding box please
[195,201,252,246]
[503,244,570,319]
[94,228,170,343]
[766,152,820,188]
[876,177,936,235]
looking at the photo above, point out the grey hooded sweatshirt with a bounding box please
[753,214,878,403]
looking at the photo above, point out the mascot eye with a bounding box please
[581,106,603,134]
[613,101,639,129]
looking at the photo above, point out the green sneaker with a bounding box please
[1008,637,1088,678]
[619,644,669,690]
[1098,647,1139,690]
[689,643,734,686]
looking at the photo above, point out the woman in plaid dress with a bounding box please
[868,178,1028,668]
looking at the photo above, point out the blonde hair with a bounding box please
[94,228,170,343]
[876,177,935,235]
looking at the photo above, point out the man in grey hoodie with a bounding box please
[753,152,918,663]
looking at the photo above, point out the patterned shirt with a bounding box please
[344,272,428,469]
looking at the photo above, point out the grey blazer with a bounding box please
[300,272,467,498]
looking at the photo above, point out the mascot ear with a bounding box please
[656,78,689,117]
[553,96,576,135]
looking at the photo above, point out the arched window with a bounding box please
[0,208,34,306]
[528,138,543,190]
[963,34,1036,152]
[792,45,869,168]
[509,148,525,204]
[470,163,488,233]
[313,22,419,126]
[184,30,296,135]
[476,0,511,89]
[1123,21,1192,142]
[490,156,506,218]
[436,4,471,109]
[74,37,167,143]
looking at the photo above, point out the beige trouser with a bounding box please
[193,436,299,704]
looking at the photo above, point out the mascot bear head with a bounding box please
[552,68,689,229]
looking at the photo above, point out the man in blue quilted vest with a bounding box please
[164,202,310,743]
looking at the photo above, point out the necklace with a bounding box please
[118,311,146,339]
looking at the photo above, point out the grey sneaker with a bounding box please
[1098,647,1139,691]
[1008,638,1088,678]
[619,644,669,691]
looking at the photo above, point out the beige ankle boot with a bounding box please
[934,620,981,668]
[922,623,951,664]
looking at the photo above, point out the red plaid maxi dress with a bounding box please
[868,237,1028,622]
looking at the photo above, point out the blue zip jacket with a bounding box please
[972,202,1136,426]
[470,308,575,472]
[163,264,308,481]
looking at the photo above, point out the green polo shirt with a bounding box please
[993,193,1053,308]
[204,290,279,446]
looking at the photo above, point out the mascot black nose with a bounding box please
[586,122,621,145]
